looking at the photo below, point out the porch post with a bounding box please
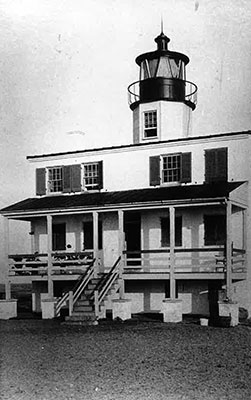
[93,211,99,277]
[226,200,232,300]
[118,210,125,298]
[46,215,53,298]
[169,206,176,299]
[242,209,247,251]
[4,217,11,300]
[118,210,124,256]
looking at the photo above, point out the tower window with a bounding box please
[143,111,157,138]
[47,167,63,193]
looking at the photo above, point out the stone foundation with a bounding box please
[112,299,132,321]
[162,299,183,323]
[0,299,17,320]
[41,298,57,319]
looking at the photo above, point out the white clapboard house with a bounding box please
[1,30,250,323]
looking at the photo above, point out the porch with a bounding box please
[1,182,248,314]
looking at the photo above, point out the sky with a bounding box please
[0,0,251,258]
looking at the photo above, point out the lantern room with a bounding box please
[128,30,198,143]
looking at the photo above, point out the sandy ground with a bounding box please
[0,318,251,400]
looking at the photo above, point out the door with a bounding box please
[52,223,66,251]
[124,212,141,266]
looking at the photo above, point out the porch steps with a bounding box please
[64,274,120,325]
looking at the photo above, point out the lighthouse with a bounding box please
[128,30,197,143]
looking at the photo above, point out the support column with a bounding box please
[4,217,11,300]
[169,206,176,299]
[118,210,125,298]
[226,200,232,300]
[242,209,247,260]
[30,222,35,253]
[46,215,53,298]
[93,211,99,277]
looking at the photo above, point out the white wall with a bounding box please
[30,133,250,193]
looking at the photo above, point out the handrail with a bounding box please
[55,258,96,317]
[98,256,121,303]
[93,256,122,318]
[123,247,226,255]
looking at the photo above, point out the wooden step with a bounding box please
[73,305,94,312]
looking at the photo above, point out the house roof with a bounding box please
[1,182,245,217]
[27,131,251,161]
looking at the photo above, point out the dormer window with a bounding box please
[48,167,63,193]
[143,110,157,138]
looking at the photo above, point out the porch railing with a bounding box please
[123,247,246,273]
[55,258,96,317]
[8,251,94,276]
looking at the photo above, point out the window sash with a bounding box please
[48,167,63,193]
[144,111,157,138]
[162,154,181,183]
[83,163,100,190]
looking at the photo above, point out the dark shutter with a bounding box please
[97,161,103,189]
[217,148,228,181]
[36,168,46,195]
[205,148,227,183]
[62,166,71,193]
[149,156,160,186]
[181,152,191,183]
[71,164,81,192]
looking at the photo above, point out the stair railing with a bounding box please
[55,258,96,317]
[94,255,122,318]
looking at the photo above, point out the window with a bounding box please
[161,216,182,247]
[162,154,181,183]
[83,162,102,191]
[143,111,157,138]
[149,153,191,186]
[204,215,226,245]
[48,167,63,193]
[36,161,103,196]
[52,223,66,251]
[205,148,228,183]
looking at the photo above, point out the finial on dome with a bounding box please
[154,20,170,51]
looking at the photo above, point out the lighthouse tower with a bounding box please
[128,30,197,143]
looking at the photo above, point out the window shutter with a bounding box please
[71,164,81,192]
[97,161,103,189]
[149,156,160,186]
[181,152,191,183]
[36,168,46,195]
[216,148,228,182]
[63,165,71,193]
[205,148,227,183]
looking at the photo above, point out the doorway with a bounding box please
[124,212,141,265]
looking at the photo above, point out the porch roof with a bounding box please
[1,182,246,217]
